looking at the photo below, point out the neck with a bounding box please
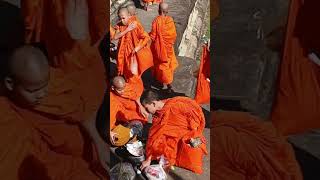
[158,100,165,110]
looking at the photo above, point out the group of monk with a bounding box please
[109,1,209,175]
[1,0,109,179]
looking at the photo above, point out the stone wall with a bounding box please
[213,0,289,119]
[178,0,210,60]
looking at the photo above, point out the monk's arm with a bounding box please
[134,25,151,52]
[113,22,137,40]
[149,20,157,41]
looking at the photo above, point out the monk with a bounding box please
[194,42,210,104]
[149,2,178,91]
[143,0,163,11]
[271,0,320,135]
[139,90,207,174]
[0,45,106,179]
[115,8,153,78]
[212,111,303,179]
[111,56,149,123]
[21,0,107,139]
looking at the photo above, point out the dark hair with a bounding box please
[140,89,160,105]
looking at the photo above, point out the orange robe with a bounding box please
[194,45,210,104]
[149,15,178,84]
[116,18,153,78]
[212,111,303,180]
[0,86,106,180]
[111,75,147,123]
[21,0,107,122]
[146,97,207,174]
[271,0,320,135]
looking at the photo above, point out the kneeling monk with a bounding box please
[0,46,106,179]
[111,56,149,124]
[140,90,208,174]
[212,111,303,180]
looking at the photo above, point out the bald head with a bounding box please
[9,46,49,82]
[118,7,130,25]
[118,7,129,16]
[159,2,169,15]
[112,76,126,89]
[127,4,136,16]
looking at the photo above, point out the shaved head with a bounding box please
[9,46,49,82]
[118,7,129,16]
[118,7,130,25]
[127,4,136,16]
[112,76,126,90]
[4,45,49,107]
[159,2,169,14]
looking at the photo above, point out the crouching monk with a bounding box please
[140,90,208,174]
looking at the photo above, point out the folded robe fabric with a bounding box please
[194,45,210,104]
[212,111,303,180]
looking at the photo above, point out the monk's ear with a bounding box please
[4,76,14,91]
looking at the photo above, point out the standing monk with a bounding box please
[271,0,320,135]
[149,2,178,91]
[194,42,210,104]
[140,90,208,174]
[115,8,153,79]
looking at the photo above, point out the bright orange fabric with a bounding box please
[0,95,106,179]
[110,92,122,130]
[271,0,320,135]
[212,111,303,180]
[149,15,178,84]
[21,0,107,123]
[116,18,154,78]
[194,45,210,104]
[111,76,147,123]
[146,97,207,173]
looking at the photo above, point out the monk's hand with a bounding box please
[139,106,149,118]
[132,46,141,54]
[140,157,152,170]
[110,131,118,145]
[127,22,137,32]
[130,56,139,75]
[65,0,89,40]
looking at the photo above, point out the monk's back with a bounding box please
[212,111,303,180]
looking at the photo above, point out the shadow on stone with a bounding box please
[212,97,247,112]
[167,170,185,180]
[132,0,144,9]
[291,143,320,180]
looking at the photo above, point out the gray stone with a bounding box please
[212,0,289,119]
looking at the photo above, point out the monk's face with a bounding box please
[6,71,49,107]
[112,83,126,95]
[119,11,130,25]
[143,102,157,114]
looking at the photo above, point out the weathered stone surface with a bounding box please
[212,0,289,119]
[178,0,210,60]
